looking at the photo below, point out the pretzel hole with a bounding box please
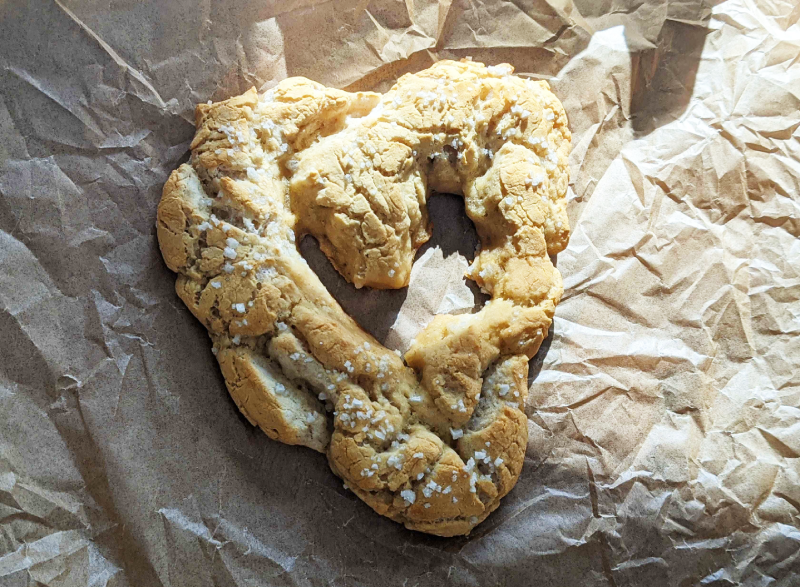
[299,192,488,346]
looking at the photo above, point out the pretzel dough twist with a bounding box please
[157,60,570,536]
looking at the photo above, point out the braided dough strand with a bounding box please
[157,60,570,536]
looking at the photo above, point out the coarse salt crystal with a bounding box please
[487,64,512,77]
[525,172,542,187]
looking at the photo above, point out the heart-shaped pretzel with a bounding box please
[158,59,570,536]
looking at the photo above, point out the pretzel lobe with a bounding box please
[157,60,571,536]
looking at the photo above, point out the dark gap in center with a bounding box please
[299,192,485,344]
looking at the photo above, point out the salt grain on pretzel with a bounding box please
[157,59,570,536]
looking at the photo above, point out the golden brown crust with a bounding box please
[157,60,571,536]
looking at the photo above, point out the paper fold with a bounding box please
[0,0,798,584]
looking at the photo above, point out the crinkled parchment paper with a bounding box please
[1,0,799,584]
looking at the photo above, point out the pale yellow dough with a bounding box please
[157,59,571,536]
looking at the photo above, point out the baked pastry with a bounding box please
[157,59,571,536]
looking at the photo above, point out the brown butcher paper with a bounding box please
[0,0,798,585]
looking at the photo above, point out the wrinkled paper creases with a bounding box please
[0,0,799,584]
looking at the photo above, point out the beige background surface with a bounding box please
[0,0,799,585]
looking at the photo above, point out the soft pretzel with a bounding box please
[157,59,571,536]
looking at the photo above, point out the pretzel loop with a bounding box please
[158,60,570,536]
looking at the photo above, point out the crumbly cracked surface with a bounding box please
[157,60,571,536]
